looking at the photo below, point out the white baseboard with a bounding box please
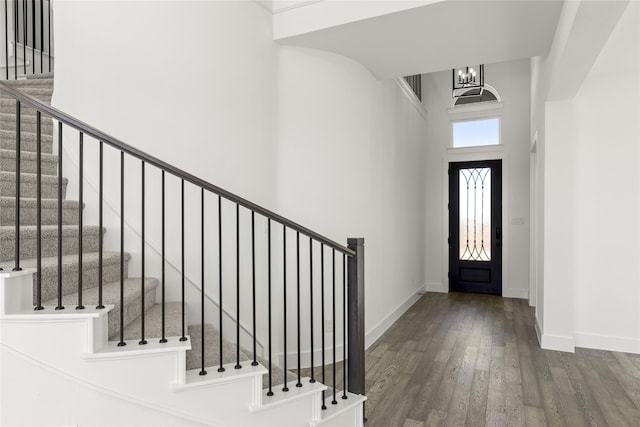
[540,333,575,353]
[425,282,447,293]
[364,289,422,349]
[574,332,640,355]
[278,288,423,367]
[502,288,528,299]
[534,316,542,346]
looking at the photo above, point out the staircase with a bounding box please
[0,76,365,426]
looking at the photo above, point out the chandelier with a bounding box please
[452,64,484,98]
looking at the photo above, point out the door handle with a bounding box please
[496,227,501,239]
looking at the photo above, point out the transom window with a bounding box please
[452,118,500,148]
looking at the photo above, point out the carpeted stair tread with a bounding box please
[186,323,296,388]
[0,224,104,262]
[0,196,80,226]
[0,87,52,101]
[122,302,185,341]
[186,323,251,370]
[1,76,53,86]
[0,112,54,133]
[0,148,58,175]
[0,129,54,145]
[43,277,158,340]
[0,251,131,302]
[0,171,68,198]
[0,133,53,153]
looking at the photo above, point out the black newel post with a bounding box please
[347,238,365,397]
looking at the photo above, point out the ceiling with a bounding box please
[275,0,565,79]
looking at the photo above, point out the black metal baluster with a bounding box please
[309,237,315,383]
[282,225,288,392]
[13,0,17,78]
[296,231,302,387]
[117,151,124,345]
[321,243,326,410]
[342,253,347,399]
[46,0,49,71]
[34,111,42,310]
[235,203,241,370]
[200,188,206,375]
[76,132,84,310]
[39,0,42,73]
[159,171,166,343]
[217,194,225,372]
[267,218,273,396]
[139,161,146,345]
[22,0,25,74]
[97,142,104,309]
[251,211,258,366]
[13,101,22,271]
[4,0,8,80]
[55,122,63,310]
[180,179,187,342]
[31,0,34,74]
[332,249,337,405]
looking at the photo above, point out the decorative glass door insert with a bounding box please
[459,168,491,261]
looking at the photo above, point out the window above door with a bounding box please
[452,117,500,148]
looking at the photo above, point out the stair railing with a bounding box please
[0,81,365,408]
[2,0,53,80]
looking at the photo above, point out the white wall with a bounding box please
[531,0,639,353]
[572,69,640,352]
[423,59,531,299]
[276,46,427,350]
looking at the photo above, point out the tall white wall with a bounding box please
[276,46,427,349]
[531,0,639,353]
[423,59,531,299]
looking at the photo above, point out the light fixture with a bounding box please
[452,64,484,98]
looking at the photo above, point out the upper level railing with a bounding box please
[0,81,365,408]
[403,74,422,101]
[2,0,53,80]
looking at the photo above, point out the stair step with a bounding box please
[0,251,131,303]
[43,277,158,341]
[0,196,80,226]
[122,301,185,341]
[186,323,250,371]
[1,97,51,113]
[0,148,58,175]
[309,392,366,427]
[0,224,104,262]
[0,130,53,153]
[0,129,54,149]
[0,87,53,101]
[0,77,53,87]
[0,112,54,135]
[0,171,68,199]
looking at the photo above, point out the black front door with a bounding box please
[449,160,502,295]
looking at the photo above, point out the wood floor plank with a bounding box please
[524,405,547,427]
[465,369,489,427]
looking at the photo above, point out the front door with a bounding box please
[449,160,502,295]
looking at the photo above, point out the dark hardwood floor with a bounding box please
[308,292,640,426]
[363,292,640,426]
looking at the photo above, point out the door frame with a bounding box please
[441,148,508,295]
